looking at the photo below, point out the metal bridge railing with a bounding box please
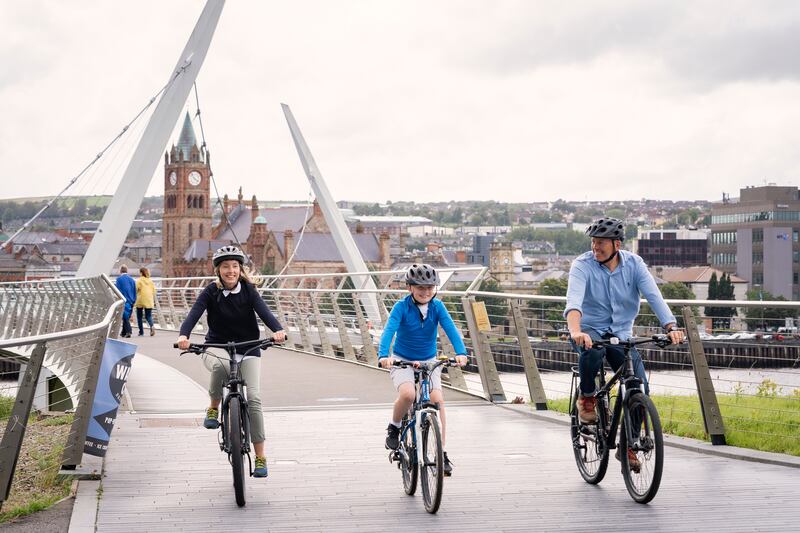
[0,275,124,509]
[151,272,800,456]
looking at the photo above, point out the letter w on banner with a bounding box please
[84,338,137,457]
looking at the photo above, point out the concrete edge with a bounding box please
[496,403,800,469]
[68,479,100,533]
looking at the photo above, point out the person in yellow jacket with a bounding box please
[135,267,157,336]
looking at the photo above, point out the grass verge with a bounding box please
[547,389,800,456]
[0,396,73,524]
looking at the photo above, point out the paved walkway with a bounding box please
[73,335,800,532]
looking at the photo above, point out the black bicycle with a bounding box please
[570,335,671,504]
[175,337,274,507]
[389,357,459,514]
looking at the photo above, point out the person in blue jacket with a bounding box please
[378,264,468,476]
[115,264,137,338]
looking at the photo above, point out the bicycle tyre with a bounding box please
[228,396,247,507]
[570,390,609,484]
[400,417,418,495]
[620,393,663,504]
[419,412,444,514]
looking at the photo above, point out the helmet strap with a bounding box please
[597,249,618,266]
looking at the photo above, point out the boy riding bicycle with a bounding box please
[565,218,684,467]
[378,264,468,476]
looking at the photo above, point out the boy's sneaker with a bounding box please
[443,451,453,477]
[253,456,268,478]
[203,407,220,429]
[385,424,400,450]
[615,447,641,473]
[576,395,598,424]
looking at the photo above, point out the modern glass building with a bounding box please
[710,185,800,299]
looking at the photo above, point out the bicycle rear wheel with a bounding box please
[228,396,247,507]
[400,417,418,495]
[570,390,609,484]
[419,412,443,514]
[620,393,663,504]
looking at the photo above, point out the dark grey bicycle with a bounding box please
[570,334,671,504]
[175,337,274,507]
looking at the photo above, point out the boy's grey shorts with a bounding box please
[389,356,442,391]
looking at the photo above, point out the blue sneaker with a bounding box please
[203,407,220,429]
[253,456,268,478]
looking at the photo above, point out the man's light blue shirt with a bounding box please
[564,250,675,340]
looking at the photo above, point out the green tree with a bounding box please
[530,277,568,333]
[706,272,737,331]
[743,289,798,331]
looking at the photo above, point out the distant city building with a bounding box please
[650,266,748,301]
[346,215,431,236]
[468,234,496,266]
[711,185,800,299]
[161,113,391,280]
[634,228,709,267]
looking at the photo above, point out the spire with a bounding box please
[176,112,198,161]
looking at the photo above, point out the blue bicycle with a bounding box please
[389,357,458,514]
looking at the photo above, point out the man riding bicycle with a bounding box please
[565,217,684,465]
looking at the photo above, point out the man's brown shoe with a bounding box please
[576,395,598,424]
[616,447,641,473]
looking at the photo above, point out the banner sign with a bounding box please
[84,338,137,457]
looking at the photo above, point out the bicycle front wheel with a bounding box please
[228,396,247,507]
[400,417,418,495]
[620,393,663,504]
[419,412,444,514]
[570,390,609,484]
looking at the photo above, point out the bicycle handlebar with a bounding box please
[591,334,678,349]
[173,337,277,357]
[390,357,461,370]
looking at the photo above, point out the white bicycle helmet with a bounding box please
[212,245,246,268]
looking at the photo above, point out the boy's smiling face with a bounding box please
[409,284,436,304]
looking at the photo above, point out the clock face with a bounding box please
[169,171,177,186]
[188,171,202,186]
[503,257,510,265]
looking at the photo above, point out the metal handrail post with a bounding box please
[509,300,548,410]
[461,296,506,402]
[682,306,727,445]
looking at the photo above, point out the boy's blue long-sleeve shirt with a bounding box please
[378,295,467,360]
[564,250,676,340]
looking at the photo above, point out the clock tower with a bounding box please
[162,112,212,277]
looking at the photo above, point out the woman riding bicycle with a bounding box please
[564,218,684,465]
[176,245,286,478]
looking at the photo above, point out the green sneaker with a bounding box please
[203,407,219,429]
[253,456,268,478]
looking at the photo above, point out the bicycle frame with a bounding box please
[573,335,668,454]
[219,352,251,458]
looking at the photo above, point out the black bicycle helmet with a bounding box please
[585,217,625,241]
[212,245,246,268]
[405,264,439,286]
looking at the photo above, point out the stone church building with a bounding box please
[162,113,391,279]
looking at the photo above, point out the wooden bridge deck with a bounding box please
[79,335,799,532]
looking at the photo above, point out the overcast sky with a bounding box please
[3,0,800,205]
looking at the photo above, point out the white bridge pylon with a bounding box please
[282,104,385,326]
[78,0,225,277]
